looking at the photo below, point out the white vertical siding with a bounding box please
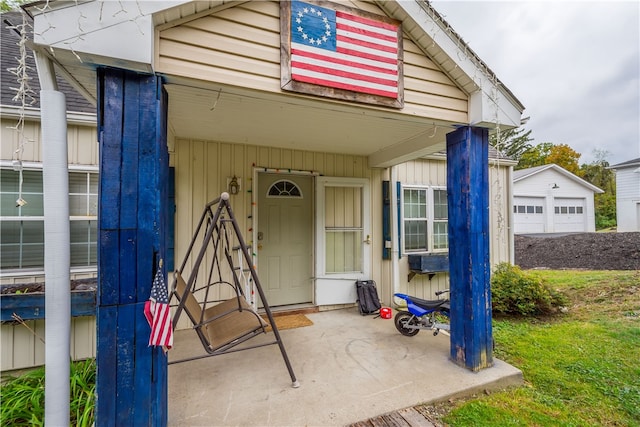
[615,167,640,232]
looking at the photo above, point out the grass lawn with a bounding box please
[441,270,640,427]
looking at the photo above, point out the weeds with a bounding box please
[1,359,95,426]
[442,270,640,427]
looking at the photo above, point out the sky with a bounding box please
[430,0,640,166]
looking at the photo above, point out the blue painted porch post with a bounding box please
[96,68,169,426]
[446,126,493,371]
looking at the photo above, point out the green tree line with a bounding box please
[491,128,616,229]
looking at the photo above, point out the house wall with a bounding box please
[171,140,513,329]
[0,116,98,166]
[0,117,98,285]
[394,158,512,300]
[172,138,387,329]
[615,167,640,232]
[1,316,96,371]
[156,0,468,124]
[514,169,597,233]
[1,116,98,371]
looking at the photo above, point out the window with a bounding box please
[402,186,448,253]
[1,168,98,271]
[514,205,543,214]
[267,180,301,197]
[555,204,584,215]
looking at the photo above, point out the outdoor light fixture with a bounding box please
[227,176,241,195]
[552,183,559,189]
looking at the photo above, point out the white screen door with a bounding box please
[315,177,371,305]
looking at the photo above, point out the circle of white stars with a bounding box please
[295,6,331,46]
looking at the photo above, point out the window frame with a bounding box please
[401,185,448,254]
[0,165,99,274]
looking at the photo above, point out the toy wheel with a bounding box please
[394,311,420,336]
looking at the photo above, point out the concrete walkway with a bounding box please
[168,308,522,426]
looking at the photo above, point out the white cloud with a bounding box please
[431,0,640,165]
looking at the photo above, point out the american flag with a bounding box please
[144,267,173,350]
[290,0,399,99]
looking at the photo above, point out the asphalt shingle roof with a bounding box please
[1,11,94,114]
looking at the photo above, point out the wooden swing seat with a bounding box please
[175,271,268,354]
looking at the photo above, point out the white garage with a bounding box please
[553,198,587,232]
[513,196,545,233]
[513,164,603,234]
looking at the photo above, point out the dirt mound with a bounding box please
[515,232,640,270]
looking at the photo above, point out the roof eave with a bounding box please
[374,0,525,129]
[514,164,604,193]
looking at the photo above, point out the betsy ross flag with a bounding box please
[144,267,173,350]
[290,0,400,99]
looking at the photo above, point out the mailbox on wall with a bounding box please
[408,254,449,281]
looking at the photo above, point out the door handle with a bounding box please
[364,234,371,244]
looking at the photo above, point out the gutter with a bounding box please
[0,105,96,125]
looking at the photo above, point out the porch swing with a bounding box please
[169,192,299,387]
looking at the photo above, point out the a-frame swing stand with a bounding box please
[170,192,299,388]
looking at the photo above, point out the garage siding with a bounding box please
[513,167,598,233]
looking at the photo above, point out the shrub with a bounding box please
[1,359,95,426]
[491,263,567,316]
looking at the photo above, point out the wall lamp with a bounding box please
[227,176,241,195]
[552,183,559,189]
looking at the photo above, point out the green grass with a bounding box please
[0,359,96,426]
[442,270,640,427]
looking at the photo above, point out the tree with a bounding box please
[580,149,616,229]
[517,142,554,170]
[489,127,534,161]
[517,142,582,174]
[1,0,24,12]
[546,144,581,175]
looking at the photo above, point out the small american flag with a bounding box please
[144,266,173,350]
[290,0,400,99]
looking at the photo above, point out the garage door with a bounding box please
[513,196,546,233]
[554,198,586,232]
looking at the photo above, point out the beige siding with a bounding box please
[0,117,97,166]
[172,138,387,328]
[1,316,96,371]
[489,163,512,265]
[395,159,449,300]
[3,115,100,370]
[394,158,512,300]
[157,1,467,124]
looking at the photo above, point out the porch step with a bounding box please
[348,406,442,427]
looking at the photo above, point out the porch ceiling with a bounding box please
[166,81,453,167]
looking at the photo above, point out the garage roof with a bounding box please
[514,164,604,194]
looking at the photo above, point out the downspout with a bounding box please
[34,51,71,427]
[390,166,400,298]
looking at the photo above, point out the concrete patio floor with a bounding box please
[168,308,522,426]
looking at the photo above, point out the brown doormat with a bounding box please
[262,314,313,332]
